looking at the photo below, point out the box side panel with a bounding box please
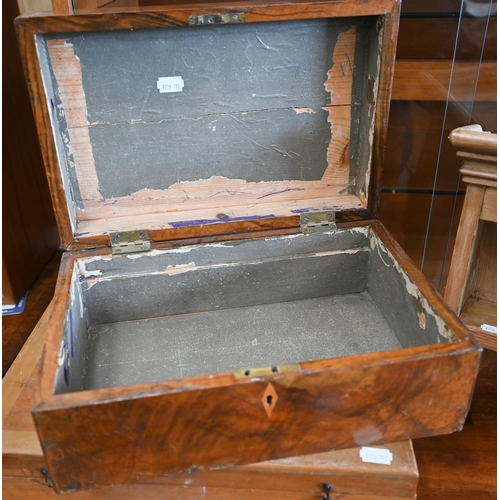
[33,348,477,493]
[349,16,381,205]
[2,476,416,500]
[82,249,370,324]
[2,443,417,498]
[35,35,79,229]
[80,228,371,324]
[367,230,456,348]
[54,264,89,394]
[78,227,370,277]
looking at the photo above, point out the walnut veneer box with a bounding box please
[16,0,481,494]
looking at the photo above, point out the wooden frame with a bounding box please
[445,125,497,350]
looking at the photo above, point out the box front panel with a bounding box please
[34,347,474,494]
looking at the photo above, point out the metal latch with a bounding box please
[110,230,151,255]
[188,12,245,26]
[234,363,300,379]
[300,211,337,234]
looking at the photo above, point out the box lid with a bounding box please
[17,0,400,249]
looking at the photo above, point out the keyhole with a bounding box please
[262,383,278,416]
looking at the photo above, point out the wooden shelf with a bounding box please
[460,297,497,351]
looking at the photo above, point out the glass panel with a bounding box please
[379,0,497,293]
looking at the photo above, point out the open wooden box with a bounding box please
[17,0,481,494]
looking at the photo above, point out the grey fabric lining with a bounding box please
[83,292,402,389]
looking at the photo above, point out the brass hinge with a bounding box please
[189,12,245,26]
[300,211,337,234]
[110,230,151,255]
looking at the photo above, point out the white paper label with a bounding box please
[360,447,393,465]
[157,76,184,93]
[481,324,497,334]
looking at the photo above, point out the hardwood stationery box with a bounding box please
[16,0,481,494]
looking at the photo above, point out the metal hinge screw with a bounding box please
[40,468,53,488]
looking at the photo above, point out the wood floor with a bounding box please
[2,249,497,499]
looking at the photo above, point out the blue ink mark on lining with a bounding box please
[290,208,314,214]
[170,215,275,228]
[74,232,90,237]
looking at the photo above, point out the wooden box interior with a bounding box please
[35,15,384,241]
[56,224,456,394]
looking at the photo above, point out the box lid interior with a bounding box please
[37,15,387,244]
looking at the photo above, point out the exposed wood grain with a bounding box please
[470,221,497,304]
[366,6,399,217]
[443,184,485,314]
[449,125,497,154]
[46,40,101,201]
[326,26,356,107]
[1,476,417,500]
[3,304,53,421]
[323,25,356,186]
[460,175,497,188]
[460,298,497,351]
[75,185,359,222]
[51,0,72,15]
[459,162,497,182]
[73,193,364,237]
[3,431,44,458]
[480,187,496,222]
[392,61,496,102]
